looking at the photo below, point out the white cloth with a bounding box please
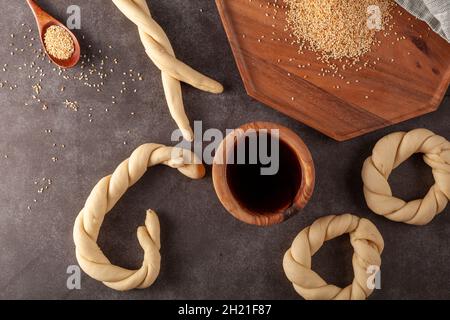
[396,0,450,42]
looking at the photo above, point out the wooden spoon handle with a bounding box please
[26,0,42,17]
[26,0,38,9]
[26,0,53,31]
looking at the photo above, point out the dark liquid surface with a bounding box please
[226,135,302,214]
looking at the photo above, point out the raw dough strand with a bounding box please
[73,144,205,291]
[112,0,224,141]
[283,214,384,300]
[362,128,450,225]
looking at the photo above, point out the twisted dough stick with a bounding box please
[112,0,224,141]
[283,214,384,300]
[362,129,450,225]
[73,144,205,291]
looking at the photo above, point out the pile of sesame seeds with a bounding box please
[251,0,425,97]
[43,25,75,60]
[284,0,395,63]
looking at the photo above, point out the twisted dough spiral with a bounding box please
[362,129,450,225]
[283,214,384,300]
[112,0,224,141]
[73,144,205,291]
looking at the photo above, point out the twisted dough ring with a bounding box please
[112,0,224,141]
[362,129,450,225]
[283,214,384,300]
[73,144,205,291]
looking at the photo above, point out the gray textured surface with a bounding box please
[0,0,449,300]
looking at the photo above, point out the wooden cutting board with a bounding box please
[216,0,450,141]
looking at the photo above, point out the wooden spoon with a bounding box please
[26,0,80,68]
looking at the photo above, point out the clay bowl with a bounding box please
[212,122,315,226]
